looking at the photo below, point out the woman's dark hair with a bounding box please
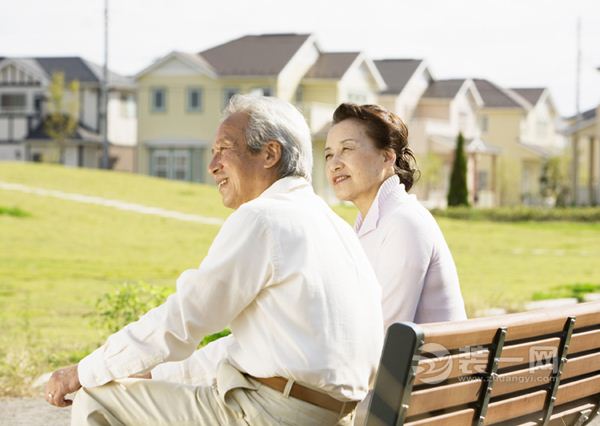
[332,103,419,191]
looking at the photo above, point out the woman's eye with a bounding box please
[325,154,332,161]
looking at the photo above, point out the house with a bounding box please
[405,78,485,207]
[135,34,318,183]
[563,105,600,205]
[0,57,136,171]
[135,33,386,201]
[510,87,564,204]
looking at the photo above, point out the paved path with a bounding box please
[0,397,70,426]
[0,181,224,226]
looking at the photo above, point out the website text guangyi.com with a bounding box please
[457,375,557,384]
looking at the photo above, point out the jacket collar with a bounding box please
[355,175,408,237]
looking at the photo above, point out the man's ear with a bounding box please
[263,140,282,169]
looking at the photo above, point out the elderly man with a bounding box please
[46,95,384,425]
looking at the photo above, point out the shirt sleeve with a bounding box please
[78,206,274,388]
[150,334,237,386]
[376,215,432,328]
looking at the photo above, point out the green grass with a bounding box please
[1,162,600,396]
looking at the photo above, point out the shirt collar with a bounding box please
[355,175,406,237]
[259,175,311,199]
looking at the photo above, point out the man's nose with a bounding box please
[208,154,221,176]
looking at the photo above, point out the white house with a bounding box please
[0,57,137,171]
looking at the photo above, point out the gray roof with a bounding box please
[511,88,545,105]
[3,57,134,87]
[35,57,98,82]
[473,79,524,108]
[26,118,102,143]
[422,79,466,99]
[304,52,360,79]
[199,33,311,76]
[567,106,597,121]
[374,59,422,94]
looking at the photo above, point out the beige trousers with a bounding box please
[71,361,355,425]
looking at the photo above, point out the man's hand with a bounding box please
[46,365,81,407]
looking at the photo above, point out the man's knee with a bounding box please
[70,386,118,426]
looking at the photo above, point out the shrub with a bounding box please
[0,206,30,218]
[532,283,600,302]
[94,281,230,346]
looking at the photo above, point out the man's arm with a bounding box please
[151,334,236,385]
[47,206,272,406]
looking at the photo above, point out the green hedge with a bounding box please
[431,207,600,222]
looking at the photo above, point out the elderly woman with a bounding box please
[324,103,466,327]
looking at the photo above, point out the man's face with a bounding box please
[208,112,267,209]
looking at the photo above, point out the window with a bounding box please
[151,149,190,180]
[151,88,167,112]
[348,93,367,103]
[152,150,170,178]
[477,170,488,191]
[295,86,303,104]
[187,88,203,112]
[172,151,190,180]
[1,93,26,112]
[223,88,239,107]
[480,115,488,132]
[34,94,44,114]
[249,87,272,97]
[120,93,136,118]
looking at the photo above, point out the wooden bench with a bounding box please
[365,301,600,425]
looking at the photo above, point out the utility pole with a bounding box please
[101,0,110,169]
[572,17,581,205]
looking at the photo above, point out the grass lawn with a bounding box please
[1,162,599,395]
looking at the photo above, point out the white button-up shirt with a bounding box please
[356,175,466,328]
[78,177,384,401]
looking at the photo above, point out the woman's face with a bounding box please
[325,119,395,211]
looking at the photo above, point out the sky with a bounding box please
[2,0,600,117]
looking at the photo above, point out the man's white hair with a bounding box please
[223,94,313,181]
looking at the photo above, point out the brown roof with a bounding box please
[198,33,311,76]
[374,59,423,94]
[304,52,360,79]
[473,79,524,108]
[511,88,545,105]
[422,79,466,99]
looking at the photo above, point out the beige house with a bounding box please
[473,81,564,206]
[374,61,565,207]
[564,106,600,205]
[135,33,385,200]
[0,57,136,170]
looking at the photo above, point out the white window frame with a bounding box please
[0,93,27,112]
[223,88,239,108]
[186,87,203,113]
[150,87,167,113]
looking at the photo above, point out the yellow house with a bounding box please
[564,105,600,205]
[472,80,563,206]
[135,33,385,201]
[135,34,319,183]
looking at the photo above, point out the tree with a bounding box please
[540,156,571,207]
[447,132,469,207]
[44,72,80,164]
